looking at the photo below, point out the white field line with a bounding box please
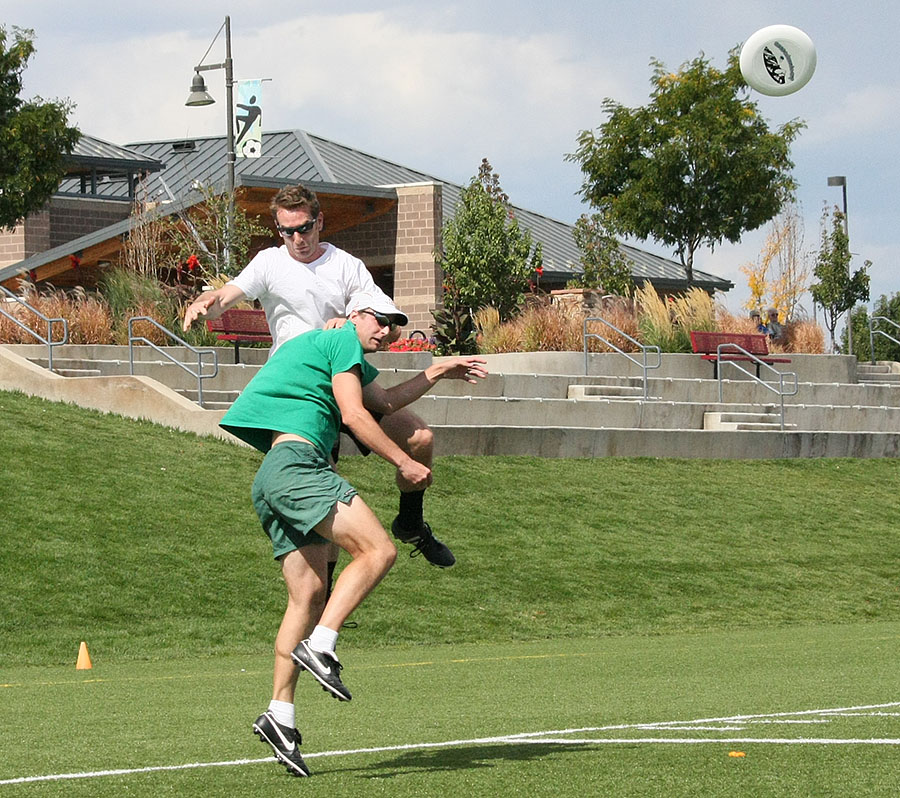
[2,701,899,786]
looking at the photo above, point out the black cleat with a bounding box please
[291,639,352,701]
[392,517,456,568]
[252,711,310,777]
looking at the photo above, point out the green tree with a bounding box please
[849,293,900,364]
[0,26,80,228]
[439,158,542,322]
[162,183,269,281]
[569,51,803,285]
[569,212,633,296]
[810,206,870,353]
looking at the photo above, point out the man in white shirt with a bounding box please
[183,184,454,570]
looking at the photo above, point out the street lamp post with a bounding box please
[185,15,235,269]
[827,175,852,356]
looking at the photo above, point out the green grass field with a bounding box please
[1,390,899,795]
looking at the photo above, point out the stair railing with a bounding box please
[715,343,798,430]
[0,285,68,372]
[582,316,661,399]
[128,317,218,407]
[867,316,900,364]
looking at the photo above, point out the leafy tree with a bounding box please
[0,26,80,228]
[740,202,810,320]
[439,158,542,322]
[848,293,900,364]
[810,206,870,353]
[162,183,269,281]
[569,51,804,285]
[569,212,633,296]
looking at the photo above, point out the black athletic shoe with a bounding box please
[392,517,456,568]
[291,640,352,701]
[252,711,310,777]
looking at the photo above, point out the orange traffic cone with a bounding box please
[76,641,92,670]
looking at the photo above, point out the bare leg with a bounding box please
[380,408,434,490]
[272,543,330,703]
[313,495,396,630]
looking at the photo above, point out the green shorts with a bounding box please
[251,441,358,560]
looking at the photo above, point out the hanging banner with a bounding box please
[235,79,262,158]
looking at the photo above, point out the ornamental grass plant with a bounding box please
[473,283,822,355]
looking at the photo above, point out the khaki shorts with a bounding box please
[251,441,358,559]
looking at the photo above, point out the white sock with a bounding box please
[308,624,339,654]
[268,699,295,728]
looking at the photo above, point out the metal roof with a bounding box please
[7,128,732,293]
[62,134,164,175]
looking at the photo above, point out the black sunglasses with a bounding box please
[358,309,399,330]
[277,219,317,237]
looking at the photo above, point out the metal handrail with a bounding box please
[128,317,218,407]
[582,316,661,399]
[0,285,68,372]
[715,343,799,431]
[868,316,900,364]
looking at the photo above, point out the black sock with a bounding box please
[325,560,336,602]
[397,490,425,531]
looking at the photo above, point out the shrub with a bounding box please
[0,299,29,343]
[782,320,825,354]
[585,297,641,353]
[635,283,684,352]
[0,285,114,345]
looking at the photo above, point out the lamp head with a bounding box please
[827,176,846,187]
[185,72,215,106]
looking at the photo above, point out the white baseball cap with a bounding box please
[346,292,409,326]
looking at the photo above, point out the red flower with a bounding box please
[186,254,201,272]
[388,337,436,353]
[535,265,544,277]
[69,254,81,269]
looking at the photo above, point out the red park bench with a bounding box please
[206,308,272,363]
[690,330,791,379]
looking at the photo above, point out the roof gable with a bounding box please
[6,128,732,293]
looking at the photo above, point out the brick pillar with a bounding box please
[24,209,51,257]
[0,223,26,271]
[391,182,443,333]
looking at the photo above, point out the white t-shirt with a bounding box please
[228,242,390,352]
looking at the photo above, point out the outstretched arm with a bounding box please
[362,356,488,416]
[333,368,432,488]
[182,283,248,331]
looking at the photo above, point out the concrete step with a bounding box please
[567,384,646,400]
[857,363,900,385]
[52,368,103,378]
[859,364,894,374]
[703,411,793,431]
[858,373,900,385]
[176,388,241,409]
[859,378,900,386]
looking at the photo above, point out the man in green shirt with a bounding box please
[220,294,487,778]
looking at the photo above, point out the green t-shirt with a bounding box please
[219,322,379,454]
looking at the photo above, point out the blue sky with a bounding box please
[3,0,898,319]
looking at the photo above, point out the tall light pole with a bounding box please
[185,15,235,269]
[827,175,851,356]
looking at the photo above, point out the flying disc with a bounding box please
[739,25,816,96]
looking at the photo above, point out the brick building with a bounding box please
[0,130,732,330]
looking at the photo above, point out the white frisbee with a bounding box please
[739,25,816,96]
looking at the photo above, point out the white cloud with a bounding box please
[806,84,900,144]
[251,12,626,166]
